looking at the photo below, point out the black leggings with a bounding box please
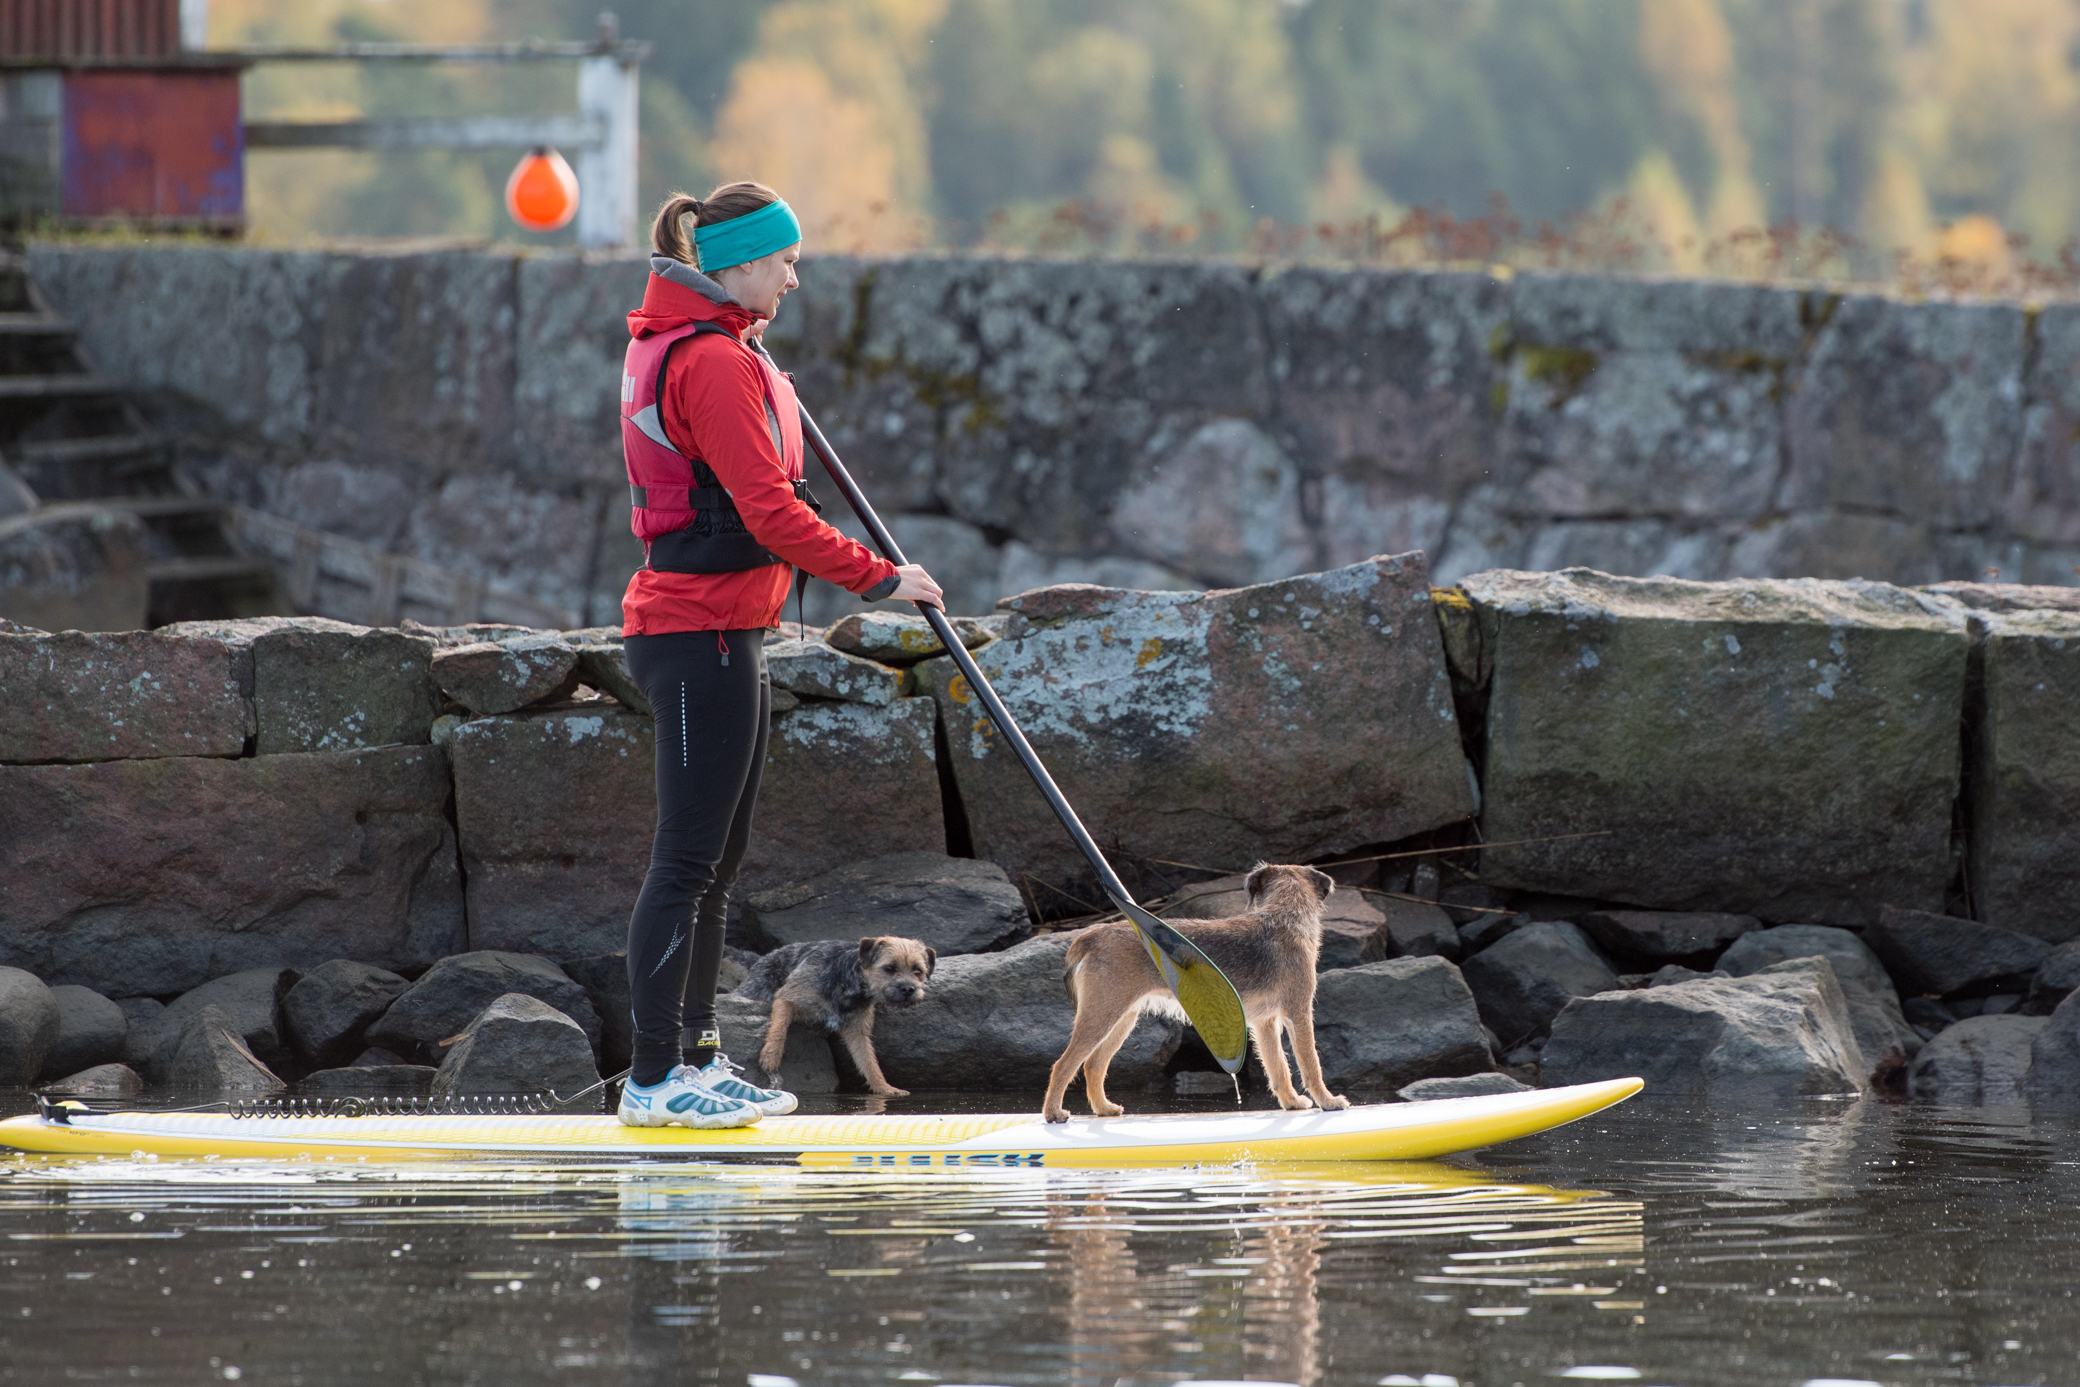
[623,629,770,1087]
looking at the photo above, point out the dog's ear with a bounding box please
[1243,862,1272,905]
[858,936,884,965]
[924,946,937,977]
[1308,866,1337,901]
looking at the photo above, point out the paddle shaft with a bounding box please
[756,348,1142,915]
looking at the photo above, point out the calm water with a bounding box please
[2,1090,2076,1387]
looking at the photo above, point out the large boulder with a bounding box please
[42,1063,142,1098]
[431,635,580,714]
[2026,988,2080,1107]
[1459,921,1619,1048]
[166,1004,287,1094]
[1541,957,1867,1100]
[1718,924,1921,1079]
[282,961,412,1071]
[823,612,996,666]
[430,994,599,1103]
[160,616,440,754]
[132,968,297,1082]
[114,998,163,1065]
[1307,958,1492,1094]
[763,638,905,705]
[1576,911,1760,966]
[367,952,600,1061]
[448,700,942,957]
[39,985,127,1081]
[1459,570,1969,924]
[0,746,464,997]
[1359,897,1463,964]
[562,953,634,1076]
[0,629,246,763]
[1163,874,1392,970]
[1863,906,2051,997]
[871,932,1184,1092]
[0,967,60,1086]
[715,993,840,1094]
[572,641,649,715]
[741,852,1029,957]
[1966,608,2080,941]
[1906,1015,2046,1105]
[915,554,1472,908]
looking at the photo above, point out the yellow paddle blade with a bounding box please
[1120,902,1250,1073]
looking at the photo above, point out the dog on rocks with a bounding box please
[1042,862,1352,1123]
[737,936,936,1096]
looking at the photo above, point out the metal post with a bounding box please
[179,0,210,52]
[574,13,637,249]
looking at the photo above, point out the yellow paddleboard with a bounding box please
[0,1078,1641,1168]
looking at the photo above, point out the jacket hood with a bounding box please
[628,255,756,340]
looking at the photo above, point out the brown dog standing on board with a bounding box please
[737,936,936,1096]
[1043,863,1351,1123]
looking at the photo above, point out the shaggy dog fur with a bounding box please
[1042,863,1351,1123]
[737,936,936,1095]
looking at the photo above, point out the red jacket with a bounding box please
[620,261,896,635]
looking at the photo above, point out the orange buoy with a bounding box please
[505,147,580,232]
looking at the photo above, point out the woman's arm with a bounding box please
[669,343,899,595]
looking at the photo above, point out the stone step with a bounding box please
[0,373,119,399]
[0,313,73,335]
[11,433,159,466]
[145,555,278,585]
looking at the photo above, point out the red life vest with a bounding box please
[620,321,819,574]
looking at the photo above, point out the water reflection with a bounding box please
[2,1095,2078,1385]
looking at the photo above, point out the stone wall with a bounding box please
[25,245,2080,633]
[5,560,2076,1012]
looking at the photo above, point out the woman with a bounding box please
[616,182,943,1129]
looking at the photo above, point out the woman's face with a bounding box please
[719,243,801,320]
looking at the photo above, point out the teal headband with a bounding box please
[694,199,802,272]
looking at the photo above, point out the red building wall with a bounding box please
[60,69,242,218]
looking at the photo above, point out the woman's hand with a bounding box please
[890,564,944,609]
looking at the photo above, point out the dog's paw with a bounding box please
[1089,1101,1125,1117]
[869,1084,910,1097]
[1276,1093,1317,1111]
[1042,1107,1070,1124]
[757,1050,786,1077]
[1321,1093,1351,1110]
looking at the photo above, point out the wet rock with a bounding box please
[872,932,1184,1092]
[1359,897,1463,964]
[114,998,163,1064]
[367,952,600,1062]
[167,1004,287,1094]
[1965,608,2080,941]
[42,1063,142,1098]
[1458,914,1524,955]
[282,961,412,1071]
[1903,996,1957,1034]
[1309,958,1492,1094]
[40,985,127,1081]
[350,1047,412,1068]
[159,617,441,754]
[823,612,997,666]
[1719,924,1921,1079]
[1576,911,1760,965]
[741,852,1029,957]
[571,641,648,714]
[431,635,581,714]
[0,968,60,1086]
[763,638,905,706]
[1864,906,2051,997]
[449,701,941,957]
[299,1065,436,1096]
[1462,569,1969,924]
[2026,988,2080,1106]
[1541,957,1867,1099]
[1907,1015,2046,1104]
[0,629,245,763]
[1982,994,2022,1016]
[714,994,840,1094]
[431,995,599,1102]
[918,554,1471,910]
[1397,1072,1532,1102]
[1646,965,1721,987]
[2026,941,2080,1014]
[1437,880,1512,927]
[562,953,633,1076]
[1459,921,1620,1048]
[132,968,295,1082]
[0,746,464,997]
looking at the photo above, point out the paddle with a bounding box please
[754,340,1250,1075]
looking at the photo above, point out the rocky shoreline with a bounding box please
[4,555,2078,1110]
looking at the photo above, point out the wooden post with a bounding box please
[575,14,637,250]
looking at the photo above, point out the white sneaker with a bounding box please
[691,1053,799,1116]
[616,1066,762,1129]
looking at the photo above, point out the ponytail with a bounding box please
[651,193,704,265]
